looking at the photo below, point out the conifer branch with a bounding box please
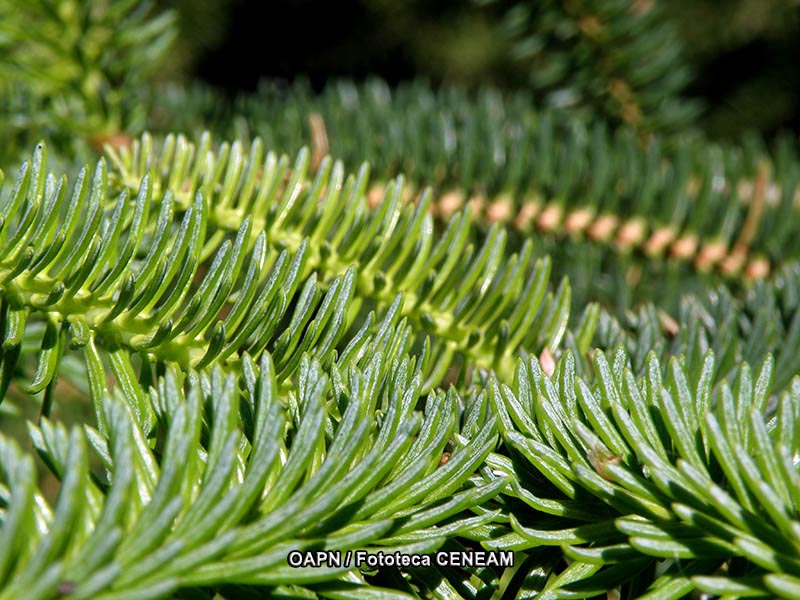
[0,348,500,599]
[141,82,800,293]
[589,262,800,396]
[104,134,585,384]
[0,0,176,144]
[482,0,702,131]
[485,348,800,598]
[2,4,800,598]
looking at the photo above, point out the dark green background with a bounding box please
[158,0,800,140]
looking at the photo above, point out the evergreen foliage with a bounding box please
[0,0,175,138]
[476,0,702,131]
[487,348,800,598]
[1,349,499,599]
[140,81,800,310]
[2,1,800,599]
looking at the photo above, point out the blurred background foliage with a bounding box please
[158,0,800,140]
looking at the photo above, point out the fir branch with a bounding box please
[0,0,176,142]
[485,347,800,598]
[0,349,500,599]
[0,140,587,422]
[479,0,703,131]
[0,143,353,408]
[589,262,800,395]
[104,134,585,384]
[140,82,800,292]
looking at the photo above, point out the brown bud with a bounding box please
[643,226,676,256]
[564,208,594,234]
[513,201,539,230]
[744,257,771,280]
[587,214,619,242]
[536,204,563,232]
[486,196,514,224]
[615,218,647,249]
[670,234,699,260]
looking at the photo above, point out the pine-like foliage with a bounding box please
[1,348,501,599]
[0,0,176,160]
[140,81,800,311]
[486,349,800,598]
[477,0,703,131]
[2,2,800,599]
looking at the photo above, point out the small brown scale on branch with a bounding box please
[657,310,680,337]
[286,136,782,283]
[587,214,619,243]
[93,132,133,152]
[437,191,466,220]
[539,347,555,378]
[513,202,539,230]
[669,234,699,260]
[590,451,623,482]
[357,181,777,281]
[367,184,385,209]
[485,196,514,224]
[536,204,563,233]
[469,195,487,218]
[564,208,594,235]
[695,241,728,272]
[745,256,771,280]
[309,113,329,171]
[643,226,675,256]
[615,218,647,250]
